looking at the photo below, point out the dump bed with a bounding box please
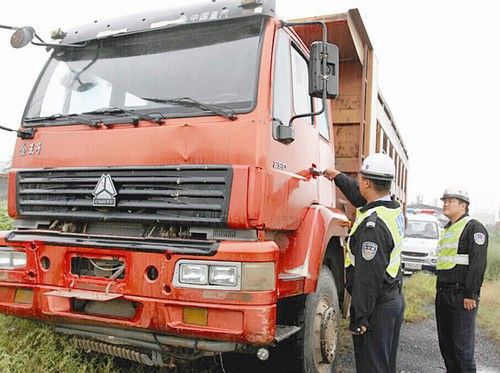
[293,9,409,215]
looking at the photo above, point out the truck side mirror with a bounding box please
[273,118,296,145]
[11,27,35,49]
[308,41,339,99]
[2,24,84,50]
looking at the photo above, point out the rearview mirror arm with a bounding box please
[281,20,328,126]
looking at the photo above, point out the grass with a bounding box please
[0,316,120,373]
[477,232,500,342]
[484,232,500,282]
[477,280,500,343]
[402,271,436,322]
[337,318,352,355]
[0,203,12,230]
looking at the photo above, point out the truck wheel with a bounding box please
[295,266,340,373]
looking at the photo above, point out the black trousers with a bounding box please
[436,285,478,373]
[352,293,405,373]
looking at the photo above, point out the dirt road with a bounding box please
[336,308,500,373]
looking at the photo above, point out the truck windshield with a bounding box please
[405,220,439,239]
[24,16,265,126]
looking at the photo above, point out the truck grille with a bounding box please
[16,166,232,226]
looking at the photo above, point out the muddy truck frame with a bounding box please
[0,1,408,371]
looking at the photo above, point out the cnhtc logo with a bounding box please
[93,174,117,207]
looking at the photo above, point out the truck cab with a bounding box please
[0,1,407,371]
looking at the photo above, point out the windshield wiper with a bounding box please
[82,107,166,126]
[140,97,238,121]
[24,113,101,128]
[24,113,79,123]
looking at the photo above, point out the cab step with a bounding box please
[275,324,301,343]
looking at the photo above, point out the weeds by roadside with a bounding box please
[0,203,12,230]
[402,272,436,323]
[477,280,500,343]
[0,316,121,373]
[484,232,500,282]
[477,233,500,342]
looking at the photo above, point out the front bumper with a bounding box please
[402,254,436,272]
[0,236,279,347]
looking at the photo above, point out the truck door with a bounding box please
[314,97,335,208]
[265,29,320,229]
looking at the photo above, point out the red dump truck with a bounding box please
[0,1,408,371]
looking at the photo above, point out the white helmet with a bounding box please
[360,153,395,181]
[441,186,469,203]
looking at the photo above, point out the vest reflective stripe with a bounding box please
[437,255,469,266]
[438,243,460,250]
[437,216,471,270]
[345,204,404,278]
[347,252,356,266]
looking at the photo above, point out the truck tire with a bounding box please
[294,265,340,373]
[222,266,340,373]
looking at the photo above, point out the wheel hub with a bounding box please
[319,307,337,364]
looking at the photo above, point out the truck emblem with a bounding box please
[93,174,117,207]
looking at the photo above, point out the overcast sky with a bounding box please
[0,0,498,217]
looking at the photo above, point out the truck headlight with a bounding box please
[0,248,27,269]
[174,260,275,291]
[179,263,208,285]
[209,265,238,287]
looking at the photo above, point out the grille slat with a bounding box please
[119,189,225,197]
[20,211,222,224]
[20,189,94,195]
[19,199,224,211]
[17,166,232,226]
[19,176,226,184]
[19,189,225,197]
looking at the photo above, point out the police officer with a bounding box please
[323,153,405,373]
[436,187,488,373]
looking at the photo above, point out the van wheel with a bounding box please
[294,266,340,373]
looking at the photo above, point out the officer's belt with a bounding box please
[437,282,465,290]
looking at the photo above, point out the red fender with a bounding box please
[277,205,349,294]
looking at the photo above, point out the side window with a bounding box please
[272,30,292,126]
[291,46,312,124]
[314,97,330,141]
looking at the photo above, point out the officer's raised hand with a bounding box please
[322,168,340,181]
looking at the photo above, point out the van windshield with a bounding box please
[24,16,265,126]
[405,220,439,239]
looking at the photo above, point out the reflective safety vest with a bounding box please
[345,205,404,278]
[436,216,472,270]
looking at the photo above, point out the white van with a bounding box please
[401,211,440,274]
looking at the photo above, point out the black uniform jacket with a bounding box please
[437,213,488,300]
[334,173,402,331]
